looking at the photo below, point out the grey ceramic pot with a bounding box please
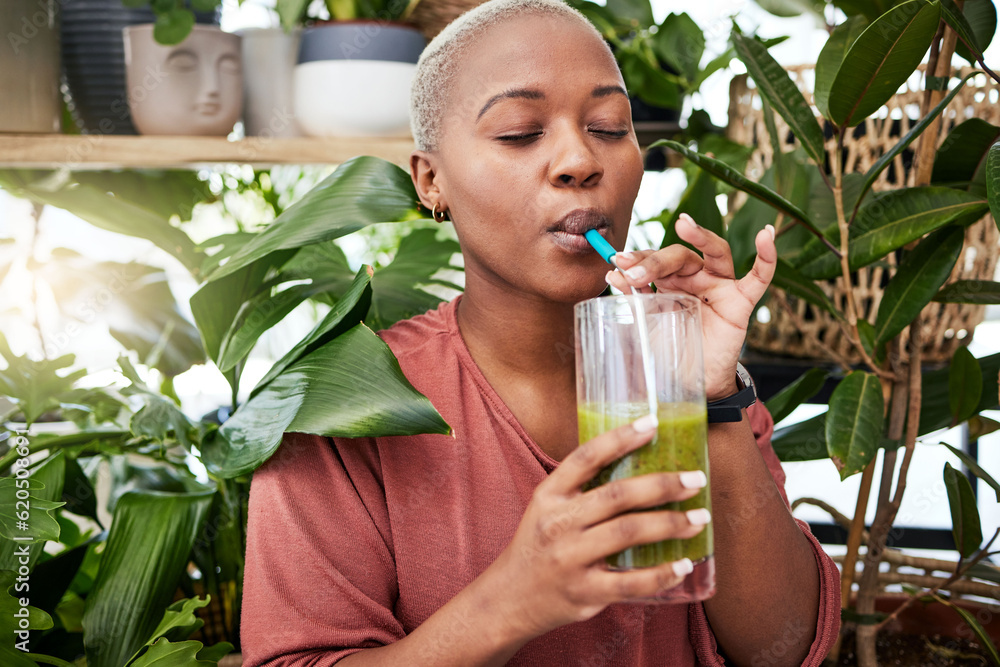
[239,27,301,137]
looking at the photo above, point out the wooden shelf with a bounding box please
[0,133,416,170]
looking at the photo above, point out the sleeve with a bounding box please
[688,402,842,666]
[240,432,405,666]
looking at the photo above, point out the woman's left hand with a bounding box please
[606,214,776,401]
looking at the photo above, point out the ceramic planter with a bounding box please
[293,21,426,137]
[123,24,242,136]
[0,0,61,132]
[239,27,301,138]
[60,0,219,135]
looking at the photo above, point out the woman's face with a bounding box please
[419,13,644,304]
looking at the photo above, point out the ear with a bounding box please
[410,150,446,211]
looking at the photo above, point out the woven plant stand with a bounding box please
[727,66,999,365]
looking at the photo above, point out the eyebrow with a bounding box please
[476,84,628,121]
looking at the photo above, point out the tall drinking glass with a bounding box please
[575,292,714,603]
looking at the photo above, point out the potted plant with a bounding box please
[0,159,461,661]
[273,0,427,137]
[656,0,1000,663]
[1,0,61,133]
[59,0,219,135]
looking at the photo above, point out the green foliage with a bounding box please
[825,371,884,480]
[932,118,1000,189]
[988,140,1000,231]
[940,443,1000,502]
[0,570,53,666]
[0,338,86,426]
[953,0,998,64]
[0,477,64,543]
[873,226,964,347]
[732,30,826,166]
[943,462,983,558]
[827,0,941,127]
[814,16,868,118]
[81,489,214,667]
[934,279,1000,304]
[765,368,828,424]
[948,346,983,426]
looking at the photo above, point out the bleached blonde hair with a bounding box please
[409,0,612,152]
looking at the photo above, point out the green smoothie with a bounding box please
[578,402,711,569]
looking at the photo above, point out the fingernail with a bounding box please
[672,558,694,577]
[679,471,707,489]
[605,270,614,285]
[624,265,646,281]
[632,414,658,433]
[617,251,634,260]
[766,224,775,240]
[686,508,712,525]
[680,213,699,229]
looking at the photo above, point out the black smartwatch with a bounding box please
[707,363,757,423]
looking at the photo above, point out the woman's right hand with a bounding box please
[484,413,710,641]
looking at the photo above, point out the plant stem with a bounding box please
[914,10,963,187]
[875,528,1000,631]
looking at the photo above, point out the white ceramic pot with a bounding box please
[239,27,301,138]
[293,21,425,138]
[123,24,243,136]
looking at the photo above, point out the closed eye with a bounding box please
[497,132,543,142]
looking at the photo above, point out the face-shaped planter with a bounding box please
[123,24,242,136]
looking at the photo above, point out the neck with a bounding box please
[456,276,579,384]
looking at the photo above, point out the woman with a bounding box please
[241,0,841,664]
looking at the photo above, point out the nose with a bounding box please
[547,125,604,188]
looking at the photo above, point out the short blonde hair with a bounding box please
[409,0,611,152]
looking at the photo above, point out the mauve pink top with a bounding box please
[241,296,841,666]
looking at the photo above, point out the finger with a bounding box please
[674,214,735,279]
[575,471,707,528]
[737,225,777,306]
[581,508,709,560]
[605,270,654,295]
[611,246,703,290]
[548,414,659,496]
[592,557,695,602]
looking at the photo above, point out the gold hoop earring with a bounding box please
[432,202,448,223]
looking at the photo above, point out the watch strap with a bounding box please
[706,363,757,423]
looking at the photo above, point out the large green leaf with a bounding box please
[940,443,1000,502]
[939,0,986,64]
[943,462,982,558]
[795,187,988,279]
[276,0,310,30]
[653,140,825,240]
[825,371,884,480]
[0,570,53,666]
[771,259,840,317]
[250,265,372,398]
[658,169,724,253]
[0,338,86,426]
[202,324,451,478]
[954,0,998,64]
[606,0,655,27]
[619,50,682,108]
[988,140,1000,232]
[949,346,983,426]
[70,170,214,224]
[119,357,197,450]
[205,157,422,281]
[753,0,826,17]
[873,226,964,346]
[765,368,828,424]
[732,31,826,166]
[860,72,980,200]
[129,637,223,667]
[919,352,1000,435]
[827,0,941,127]
[833,0,909,20]
[815,16,869,119]
[215,277,346,373]
[81,489,214,667]
[933,280,1000,304]
[653,13,705,82]
[366,229,462,332]
[0,170,202,274]
[932,118,1000,188]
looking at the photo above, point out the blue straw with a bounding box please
[584,229,618,265]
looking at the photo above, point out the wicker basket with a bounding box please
[408,0,489,39]
[727,65,999,364]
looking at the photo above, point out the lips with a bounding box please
[549,208,611,235]
[547,208,613,254]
